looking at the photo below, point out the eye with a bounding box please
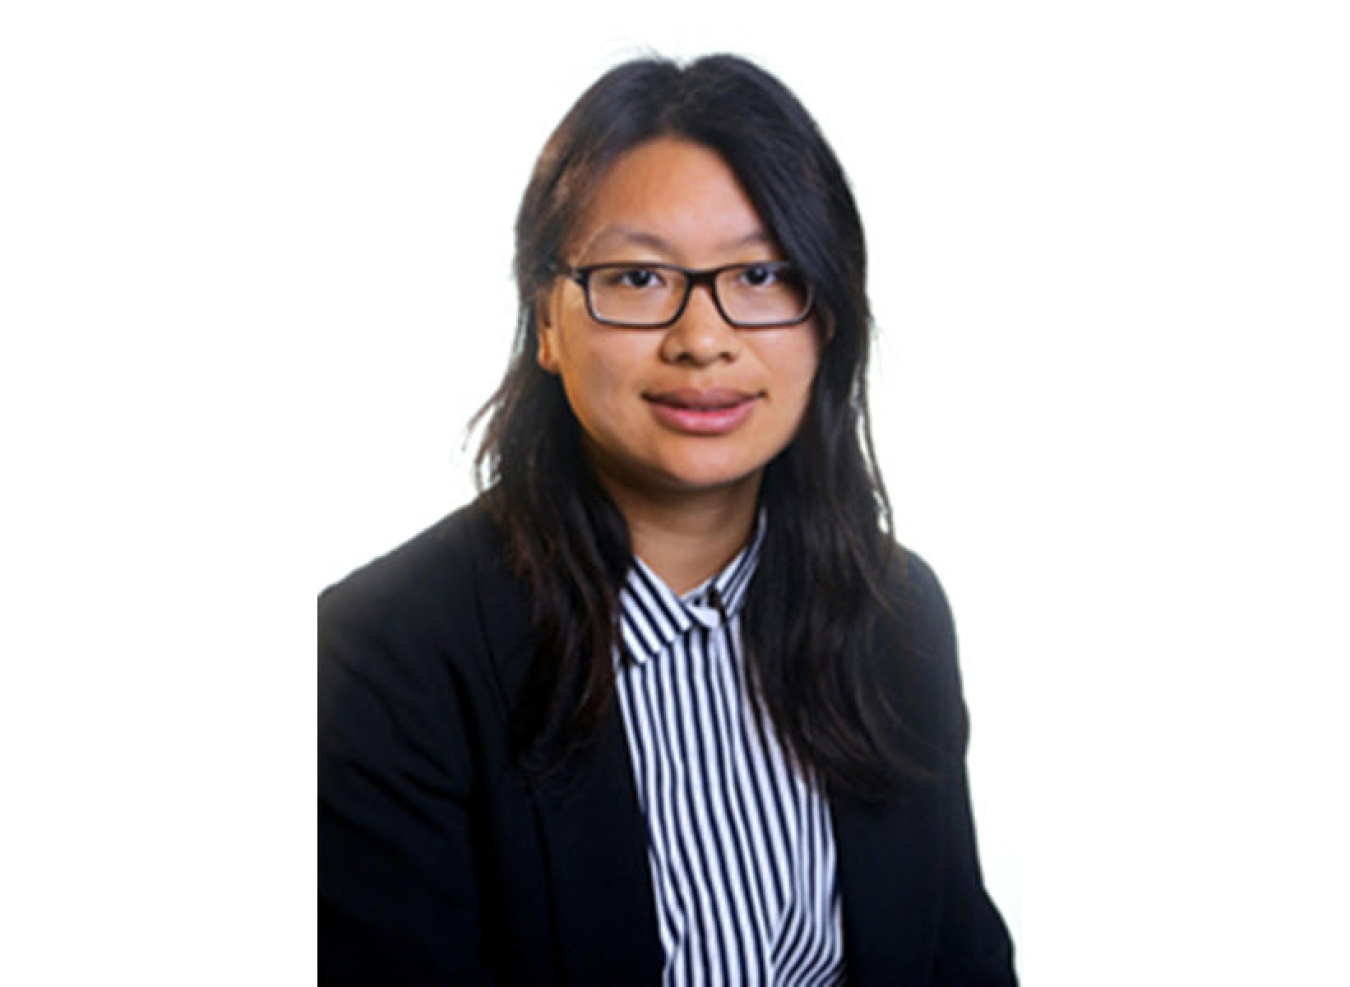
[739,263,788,288]
[601,266,666,290]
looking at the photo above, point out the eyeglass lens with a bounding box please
[586,263,809,326]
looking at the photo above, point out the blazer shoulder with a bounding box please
[318,500,532,714]
[878,543,969,757]
[320,500,506,621]
[892,545,958,662]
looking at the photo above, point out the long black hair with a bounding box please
[476,54,920,798]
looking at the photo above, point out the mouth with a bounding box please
[643,387,759,411]
[643,387,761,435]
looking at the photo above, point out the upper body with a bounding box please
[318,500,1015,985]
[319,52,1015,985]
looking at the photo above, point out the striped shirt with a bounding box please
[614,522,846,987]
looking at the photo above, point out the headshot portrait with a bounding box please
[4,1,1346,985]
[318,52,1016,985]
[305,5,1348,985]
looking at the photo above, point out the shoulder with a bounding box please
[318,499,533,725]
[876,543,970,758]
[892,546,958,665]
[320,499,510,626]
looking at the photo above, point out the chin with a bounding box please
[656,460,765,495]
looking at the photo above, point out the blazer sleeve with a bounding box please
[318,573,499,986]
[936,734,1018,984]
[906,553,1018,985]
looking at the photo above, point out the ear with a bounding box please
[535,288,560,374]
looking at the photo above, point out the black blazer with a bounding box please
[318,502,1015,985]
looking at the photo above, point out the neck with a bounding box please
[601,475,761,596]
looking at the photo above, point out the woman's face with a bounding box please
[536,137,822,511]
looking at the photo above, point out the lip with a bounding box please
[643,387,760,435]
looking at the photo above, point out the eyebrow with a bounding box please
[578,225,777,258]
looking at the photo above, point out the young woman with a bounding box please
[319,54,1016,986]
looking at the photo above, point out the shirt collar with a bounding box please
[618,512,766,666]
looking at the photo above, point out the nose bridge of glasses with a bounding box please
[675,267,737,330]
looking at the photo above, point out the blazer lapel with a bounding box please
[831,786,944,985]
[469,513,663,984]
[531,706,664,985]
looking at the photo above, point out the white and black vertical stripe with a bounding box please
[615,520,845,986]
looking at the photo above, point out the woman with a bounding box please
[319,54,1015,985]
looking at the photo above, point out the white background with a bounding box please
[3,1,1347,983]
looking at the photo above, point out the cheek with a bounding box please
[773,343,823,412]
[558,343,639,422]
[780,358,823,442]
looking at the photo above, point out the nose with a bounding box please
[658,281,742,366]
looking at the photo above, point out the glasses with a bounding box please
[562,261,814,329]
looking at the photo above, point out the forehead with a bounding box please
[569,137,776,261]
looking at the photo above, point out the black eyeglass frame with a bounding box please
[560,261,815,329]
